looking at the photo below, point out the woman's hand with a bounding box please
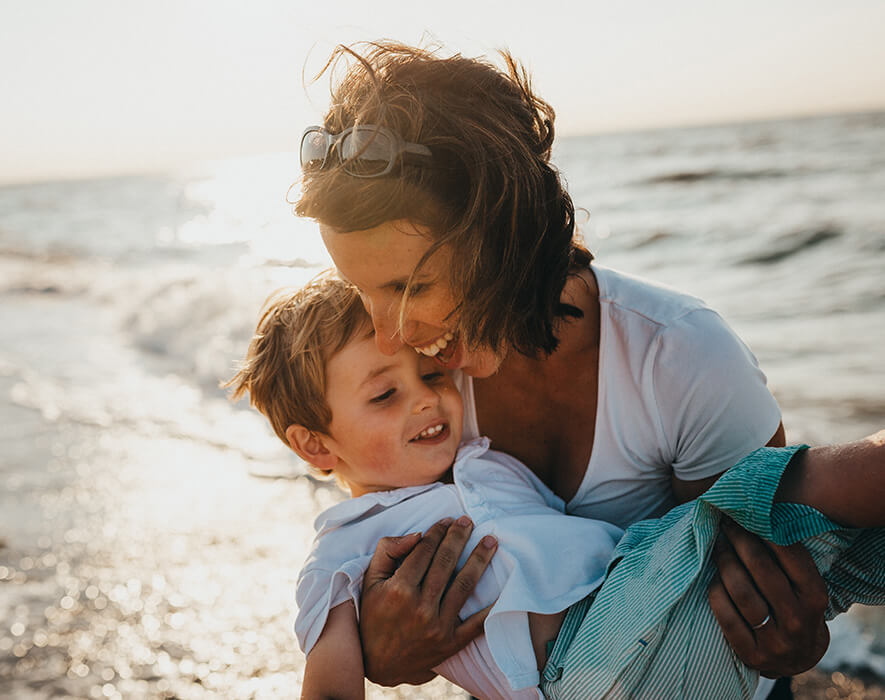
[708,517,830,678]
[359,516,498,687]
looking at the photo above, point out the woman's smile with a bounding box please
[320,220,506,377]
[414,331,455,357]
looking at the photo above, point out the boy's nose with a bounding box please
[412,383,440,414]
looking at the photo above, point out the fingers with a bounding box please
[420,516,480,603]
[453,602,494,648]
[392,516,498,617]
[363,531,422,586]
[717,520,789,627]
[708,571,760,664]
[394,518,457,586]
[363,516,497,636]
[440,534,498,622]
[767,540,829,614]
[711,518,831,677]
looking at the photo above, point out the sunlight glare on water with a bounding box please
[174,153,331,268]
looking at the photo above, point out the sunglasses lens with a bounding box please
[300,130,328,170]
[341,128,394,176]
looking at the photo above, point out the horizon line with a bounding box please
[2,105,883,188]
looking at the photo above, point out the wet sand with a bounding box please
[0,369,881,699]
[0,372,461,699]
[794,669,885,699]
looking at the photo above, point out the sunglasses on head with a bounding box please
[300,125,433,178]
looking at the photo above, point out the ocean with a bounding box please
[1,111,884,698]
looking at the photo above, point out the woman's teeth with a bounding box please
[417,423,445,439]
[416,332,455,357]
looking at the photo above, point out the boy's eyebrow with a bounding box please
[358,363,398,389]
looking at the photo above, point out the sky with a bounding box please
[1,0,884,184]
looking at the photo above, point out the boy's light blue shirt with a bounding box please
[295,438,623,698]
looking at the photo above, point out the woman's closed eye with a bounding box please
[392,281,427,296]
[421,371,445,383]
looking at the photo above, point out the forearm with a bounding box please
[302,661,364,700]
[776,430,885,528]
[302,602,365,700]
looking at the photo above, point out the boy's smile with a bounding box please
[317,324,464,497]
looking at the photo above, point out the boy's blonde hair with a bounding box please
[225,272,368,444]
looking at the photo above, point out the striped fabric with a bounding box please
[541,446,885,700]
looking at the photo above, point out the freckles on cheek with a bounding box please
[355,435,398,472]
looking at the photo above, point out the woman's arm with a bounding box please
[707,423,831,678]
[358,518,497,686]
[302,601,365,700]
[706,430,885,680]
[776,429,885,527]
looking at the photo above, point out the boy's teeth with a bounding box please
[418,423,444,438]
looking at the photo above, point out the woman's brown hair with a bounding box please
[296,41,592,357]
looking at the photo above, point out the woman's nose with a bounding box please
[369,305,405,355]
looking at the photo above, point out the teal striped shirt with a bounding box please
[542,446,885,699]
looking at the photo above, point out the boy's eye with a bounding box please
[370,388,395,403]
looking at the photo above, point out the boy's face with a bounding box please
[319,324,464,497]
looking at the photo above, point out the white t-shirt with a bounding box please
[295,438,623,700]
[457,265,782,700]
[457,264,782,529]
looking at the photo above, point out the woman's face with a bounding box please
[320,220,503,377]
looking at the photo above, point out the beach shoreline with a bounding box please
[1,383,882,698]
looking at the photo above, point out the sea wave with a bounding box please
[738,226,843,265]
[641,167,794,185]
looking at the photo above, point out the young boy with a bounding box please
[227,274,885,700]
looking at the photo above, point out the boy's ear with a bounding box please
[285,425,337,472]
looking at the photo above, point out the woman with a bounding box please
[295,41,828,697]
